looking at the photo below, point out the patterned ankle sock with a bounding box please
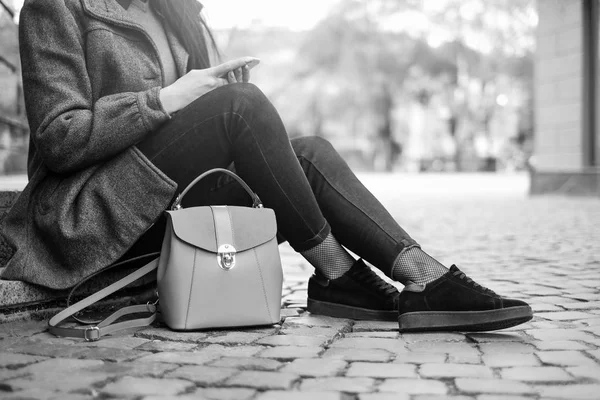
[392,247,448,285]
[300,233,355,280]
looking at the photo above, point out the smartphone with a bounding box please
[244,58,260,70]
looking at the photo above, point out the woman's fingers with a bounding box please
[227,71,236,84]
[217,77,229,87]
[209,57,255,77]
[234,67,243,82]
[242,65,250,82]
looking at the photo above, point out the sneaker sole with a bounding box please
[398,306,533,332]
[307,298,397,321]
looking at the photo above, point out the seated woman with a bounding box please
[0,0,532,332]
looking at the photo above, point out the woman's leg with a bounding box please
[237,136,531,331]
[136,83,329,252]
[124,83,399,321]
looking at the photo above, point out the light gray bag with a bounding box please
[157,168,283,330]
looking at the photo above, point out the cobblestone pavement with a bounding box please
[1,173,600,400]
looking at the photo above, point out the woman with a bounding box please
[0,0,532,332]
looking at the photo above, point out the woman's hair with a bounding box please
[149,0,219,70]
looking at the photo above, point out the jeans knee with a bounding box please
[222,83,269,112]
[292,136,337,161]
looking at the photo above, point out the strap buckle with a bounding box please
[84,326,100,342]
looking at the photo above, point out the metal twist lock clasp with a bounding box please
[217,244,236,270]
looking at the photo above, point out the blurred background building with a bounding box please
[531,0,600,195]
[0,0,596,196]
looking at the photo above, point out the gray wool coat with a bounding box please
[0,0,191,289]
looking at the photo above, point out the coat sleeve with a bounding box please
[19,0,171,174]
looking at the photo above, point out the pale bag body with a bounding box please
[157,204,283,330]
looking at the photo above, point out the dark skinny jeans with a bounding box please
[130,83,418,277]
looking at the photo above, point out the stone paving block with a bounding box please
[209,356,283,371]
[192,387,257,400]
[321,347,392,362]
[299,377,375,393]
[135,340,198,352]
[135,327,209,342]
[73,336,150,350]
[280,358,346,377]
[257,335,328,347]
[528,321,576,330]
[476,396,534,400]
[357,394,410,400]
[562,301,600,310]
[142,396,203,400]
[19,358,104,375]
[466,333,527,343]
[586,349,600,361]
[70,346,147,362]
[419,363,494,379]
[536,350,598,366]
[534,384,600,399]
[101,376,193,397]
[1,388,92,400]
[534,297,583,306]
[565,293,600,301]
[225,370,298,390]
[346,362,416,378]
[531,303,563,312]
[479,342,536,354]
[482,353,540,367]
[400,332,468,342]
[352,321,399,332]
[0,320,48,338]
[166,365,239,385]
[394,352,446,364]
[135,350,221,365]
[404,395,473,400]
[409,341,479,356]
[280,308,303,318]
[2,341,88,359]
[533,340,592,350]
[199,344,265,359]
[448,354,482,364]
[285,315,351,329]
[7,371,110,393]
[87,360,177,378]
[329,337,408,353]
[0,353,47,368]
[377,378,448,394]
[500,366,574,382]
[536,311,598,321]
[454,378,536,395]
[526,328,598,342]
[258,346,322,359]
[204,331,271,345]
[280,326,343,338]
[256,391,343,400]
[566,365,600,380]
[346,331,399,339]
[579,318,600,327]
[0,368,32,382]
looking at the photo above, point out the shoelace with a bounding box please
[353,265,399,299]
[452,270,497,295]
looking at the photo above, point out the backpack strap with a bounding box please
[48,254,159,341]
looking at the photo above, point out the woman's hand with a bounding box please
[159,57,257,115]
[225,65,251,84]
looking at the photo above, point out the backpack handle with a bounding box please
[171,168,263,210]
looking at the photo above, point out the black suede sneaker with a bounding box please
[307,259,399,321]
[398,265,533,332]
